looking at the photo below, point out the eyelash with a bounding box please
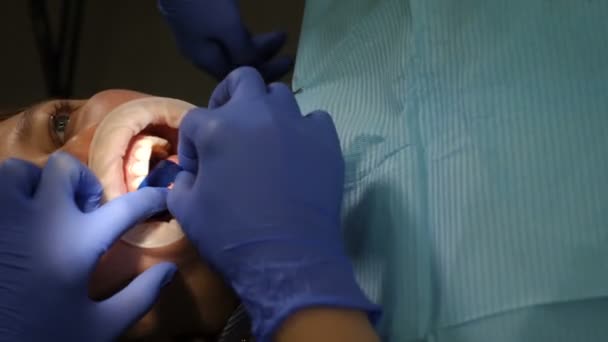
[49,101,75,145]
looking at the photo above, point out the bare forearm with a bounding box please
[274,308,380,342]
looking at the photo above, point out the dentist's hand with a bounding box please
[158,0,293,82]
[0,153,177,342]
[169,67,380,342]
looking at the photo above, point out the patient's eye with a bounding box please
[48,101,76,145]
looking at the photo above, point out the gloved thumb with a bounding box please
[167,170,196,220]
[257,56,294,83]
[36,152,103,212]
[208,66,267,108]
[93,262,177,337]
[0,158,42,198]
[252,31,293,82]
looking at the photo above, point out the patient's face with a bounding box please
[0,90,237,341]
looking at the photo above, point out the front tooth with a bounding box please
[143,136,170,150]
[131,175,146,191]
[134,143,152,161]
[130,160,149,176]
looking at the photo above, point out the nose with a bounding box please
[60,90,151,165]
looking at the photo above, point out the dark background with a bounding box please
[0,0,305,109]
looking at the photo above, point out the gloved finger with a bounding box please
[94,262,177,339]
[0,158,42,198]
[257,56,294,83]
[221,25,258,67]
[178,108,215,174]
[73,166,104,213]
[188,41,232,81]
[252,31,292,82]
[267,82,302,118]
[157,0,236,80]
[305,110,343,154]
[305,110,337,130]
[35,152,98,210]
[252,31,287,63]
[85,187,168,255]
[208,66,267,108]
[157,0,190,17]
[167,171,196,220]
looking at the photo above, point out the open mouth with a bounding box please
[88,97,195,248]
[123,130,179,194]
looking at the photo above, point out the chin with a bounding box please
[90,237,238,341]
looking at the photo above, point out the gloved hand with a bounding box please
[0,153,177,342]
[158,0,293,82]
[168,67,380,342]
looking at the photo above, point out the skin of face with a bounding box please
[0,90,238,341]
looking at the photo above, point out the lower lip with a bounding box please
[121,219,185,249]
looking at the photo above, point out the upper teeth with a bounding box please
[133,143,152,160]
[126,135,170,191]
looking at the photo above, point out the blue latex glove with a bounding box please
[158,0,293,82]
[0,153,177,342]
[168,67,380,342]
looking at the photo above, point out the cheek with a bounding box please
[0,116,52,166]
[88,242,139,299]
[72,91,150,130]
[59,125,98,165]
